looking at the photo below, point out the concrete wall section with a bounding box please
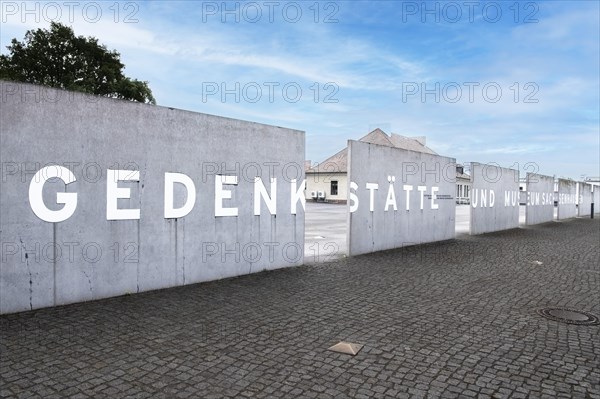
[578,183,592,217]
[593,186,600,214]
[0,81,305,314]
[469,163,519,235]
[556,179,577,220]
[525,173,554,225]
[347,140,456,256]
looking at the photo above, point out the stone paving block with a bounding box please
[1,219,599,398]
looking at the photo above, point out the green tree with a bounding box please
[0,22,155,104]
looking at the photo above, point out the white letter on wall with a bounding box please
[402,185,413,211]
[254,177,277,215]
[290,179,305,215]
[366,183,379,212]
[418,186,427,210]
[107,169,140,220]
[385,184,398,211]
[29,166,78,223]
[164,172,196,218]
[431,186,439,210]
[215,175,238,217]
[349,181,359,213]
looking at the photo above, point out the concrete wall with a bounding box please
[557,179,577,220]
[469,163,519,235]
[578,183,592,217]
[593,186,600,214]
[0,81,305,314]
[525,173,554,225]
[305,172,348,203]
[347,140,455,256]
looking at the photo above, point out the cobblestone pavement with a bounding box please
[1,218,599,398]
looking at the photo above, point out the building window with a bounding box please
[330,181,338,196]
[465,186,469,198]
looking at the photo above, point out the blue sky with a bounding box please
[2,0,599,179]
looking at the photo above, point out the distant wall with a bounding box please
[0,81,305,314]
[557,179,577,220]
[525,173,554,225]
[347,140,455,256]
[593,186,600,214]
[469,163,519,235]
[578,183,592,217]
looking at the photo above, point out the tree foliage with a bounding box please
[0,22,155,104]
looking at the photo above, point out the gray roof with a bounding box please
[307,128,437,173]
[456,172,471,181]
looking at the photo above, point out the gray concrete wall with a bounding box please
[0,81,305,314]
[556,179,577,220]
[347,140,455,256]
[593,186,600,214]
[525,173,554,225]
[469,163,519,235]
[578,183,592,217]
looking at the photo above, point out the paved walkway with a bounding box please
[304,202,348,263]
[304,203,529,262]
[1,219,599,398]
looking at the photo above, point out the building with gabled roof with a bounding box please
[305,128,443,203]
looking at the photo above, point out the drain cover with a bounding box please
[327,341,363,355]
[537,308,600,325]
